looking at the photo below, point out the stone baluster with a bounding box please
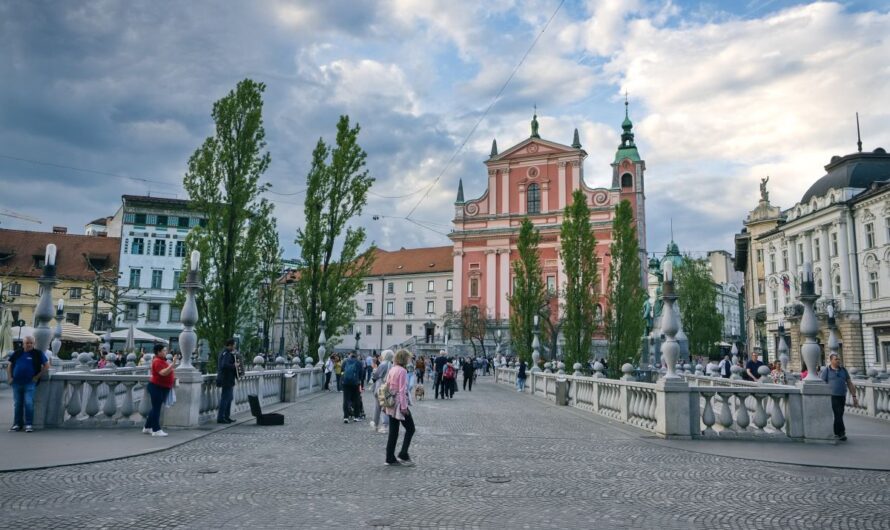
[718,392,734,431]
[734,393,750,431]
[758,365,771,385]
[770,395,786,431]
[572,363,582,377]
[84,381,101,420]
[592,361,605,379]
[102,381,118,418]
[799,263,822,382]
[752,394,768,431]
[66,380,84,420]
[120,382,136,419]
[621,363,635,381]
[695,364,704,376]
[730,364,743,380]
[701,392,716,435]
[777,320,789,373]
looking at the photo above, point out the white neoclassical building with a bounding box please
[735,145,890,370]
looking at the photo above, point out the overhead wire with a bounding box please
[403,0,566,220]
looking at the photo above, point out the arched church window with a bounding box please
[527,183,541,214]
[469,277,479,298]
[621,173,633,188]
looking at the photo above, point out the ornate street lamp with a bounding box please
[777,319,789,373]
[177,250,202,371]
[798,263,822,382]
[660,261,681,379]
[317,310,327,367]
[51,298,63,360]
[33,244,57,356]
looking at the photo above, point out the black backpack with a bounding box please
[342,359,361,385]
[10,350,44,380]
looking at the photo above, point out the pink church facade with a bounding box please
[450,107,647,330]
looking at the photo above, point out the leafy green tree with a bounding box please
[560,190,599,369]
[294,116,375,363]
[676,257,723,359]
[181,79,279,366]
[508,218,547,365]
[605,200,646,376]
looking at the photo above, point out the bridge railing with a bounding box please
[30,365,324,429]
[495,366,837,442]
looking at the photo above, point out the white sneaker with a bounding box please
[142,427,152,434]
[369,421,376,429]
[151,430,169,437]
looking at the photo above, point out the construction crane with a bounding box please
[0,208,41,225]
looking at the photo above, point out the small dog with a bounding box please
[413,385,425,401]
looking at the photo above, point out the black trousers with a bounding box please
[434,371,444,398]
[342,383,362,419]
[463,374,473,391]
[416,370,424,385]
[324,372,332,390]
[386,412,416,463]
[831,395,846,436]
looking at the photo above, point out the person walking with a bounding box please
[216,338,239,424]
[462,356,475,392]
[384,349,416,466]
[6,336,49,433]
[516,359,527,392]
[415,355,425,385]
[143,344,178,437]
[443,358,457,398]
[371,350,394,434]
[341,352,364,423]
[820,353,858,441]
[434,350,448,399]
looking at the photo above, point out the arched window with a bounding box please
[834,274,842,296]
[621,173,633,188]
[527,183,540,214]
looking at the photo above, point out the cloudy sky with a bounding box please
[1,0,888,261]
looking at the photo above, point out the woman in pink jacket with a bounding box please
[384,349,416,466]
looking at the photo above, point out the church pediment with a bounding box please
[490,137,581,162]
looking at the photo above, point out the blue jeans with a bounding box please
[218,386,234,421]
[12,381,36,427]
[516,377,526,391]
[144,383,170,432]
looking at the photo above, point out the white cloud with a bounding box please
[320,59,420,115]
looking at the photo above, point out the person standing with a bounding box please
[364,353,374,385]
[216,338,238,424]
[718,354,732,379]
[333,354,343,391]
[745,352,766,381]
[433,350,448,399]
[341,352,364,423]
[6,336,48,433]
[323,355,334,391]
[371,350,394,434]
[820,353,858,441]
[384,349,416,466]
[461,357,475,392]
[414,355,425,385]
[516,359,527,392]
[143,344,178,437]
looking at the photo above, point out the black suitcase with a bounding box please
[247,394,284,426]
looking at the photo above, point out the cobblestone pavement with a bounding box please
[2,377,889,529]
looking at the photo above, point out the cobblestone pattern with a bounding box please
[1,378,889,529]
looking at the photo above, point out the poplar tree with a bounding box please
[605,200,646,376]
[508,218,547,365]
[560,190,599,369]
[294,115,375,362]
[181,79,280,364]
[676,257,723,359]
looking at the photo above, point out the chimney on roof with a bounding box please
[52,226,68,234]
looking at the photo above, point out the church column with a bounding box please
[541,182,550,214]
[488,170,497,214]
[556,244,567,303]
[453,250,463,312]
[501,169,509,215]
[518,185,526,215]
[838,215,853,305]
[558,162,567,210]
[499,249,510,321]
[787,235,798,299]
[571,161,581,191]
[819,225,831,299]
[802,231,814,266]
[486,249,496,315]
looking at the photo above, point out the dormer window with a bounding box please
[33,256,45,269]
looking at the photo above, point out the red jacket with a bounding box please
[150,356,175,389]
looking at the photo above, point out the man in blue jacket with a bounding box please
[216,338,238,424]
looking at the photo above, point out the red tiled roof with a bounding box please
[367,246,453,276]
[0,228,121,281]
[281,245,453,282]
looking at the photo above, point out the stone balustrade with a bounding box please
[844,379,890,421]
[29,365,324,429]
[495,366,836,443]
